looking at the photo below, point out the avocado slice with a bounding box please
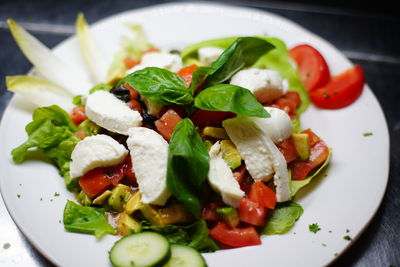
[157,204,194,225]
[77,190,92,206]
[92,190,112,206]
[292,133,310,160]
[116,212,142,236]
[216,207,239,227]
[203,127,229,139]
[108,184,132,212]
[125,191,143,215]
[220,140,242,170]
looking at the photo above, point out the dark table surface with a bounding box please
[0,0,399,266]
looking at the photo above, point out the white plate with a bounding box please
[0,2,390,267]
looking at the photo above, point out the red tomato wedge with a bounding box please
[201,202,220,222]
[121,156,137,186]
[124,83,140,100]
[70,106,87,126]
[209,222,261,248]
[126,99,143,113]
[301,129,320,147]
[123,56,139,69]
[190,109,232,127]
[155,109,182,142]
[276,138,298,163]
[177,64,198,87]
[248,181,277,210]
[289,44,330,91]
[238,198,267,226]
[310,65,365,109]
[291,141,329,180]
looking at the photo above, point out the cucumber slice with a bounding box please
[164,244,207,267]
[109,232,170,267]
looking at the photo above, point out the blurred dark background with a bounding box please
[0,0,399,267]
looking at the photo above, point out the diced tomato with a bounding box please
[276,138,298,163]
[233,165,247,185]
[190,109,232,127]
[301,129,320,147]
[155,109,182,142]
[143,47,160,54]
[70,106,87,126]
[123,56,139,69]
[121,156,137,186]
[177,64,198,87]
[310,65,365,109]
[238,198,267,226]
[289,44,330,92]
[202,202,220,222]
[291,140,329,180]
[127,99,143,113]
[74,129,86,140]
[124,83,140,100]
[284,91,301,108]
[248,181,277,210]
[209,222,261,248]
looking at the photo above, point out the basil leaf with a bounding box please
[263,201,303,235]
[167,118,210,218]
[203,37,274,87]
[120,67,193,105]
[194,84,269,118]
[189,66,210,94]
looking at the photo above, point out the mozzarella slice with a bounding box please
[127,127,171,206]
[70,134,128,178]
[127,52,183,74]
[223,116,291,202]
[251,107,293,143]
[198,46,224,66]
[208,142,244,207]
[230,68,286,104]
[85,90,142,135]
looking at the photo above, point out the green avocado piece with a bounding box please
[108,184,132,212]
[92,190,112,206]
[216,207,239,227]
[116,212,142,236]
[292,133,310,160]
[203,127,229,139]
[220,140,242,170]
[76,190,92,206]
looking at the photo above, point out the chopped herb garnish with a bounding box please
[346,229,350,233]
[54,192,60,197]
[3,243,11,250]
[321,243,327,247]
[363,132,373,137]
[40,197,43,201]
[343,235,352,241]
[17,194,21,198]
[334,253,338,257]
[328,230,332,233]
[309,223,321,233]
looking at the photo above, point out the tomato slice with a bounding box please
[248,181,277,210]
[177,64,199,87]
[201,202,220,222]
[155,109,182,142]
[238,198,267,226]
[209,222,261,248]
[301,129,320,147]
[123,56,139,69]
[70,106,87,126]
[126,99,143,113]
[310,65,364,109]
[124,83,140,100]
[289,44,330,91]
[121,156,137,186]
[276,138,298,163]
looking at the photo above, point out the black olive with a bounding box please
[142,112,158,128]
[110,84,130,102]
[169,49,181,55]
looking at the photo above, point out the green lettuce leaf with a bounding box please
[63,200,116,239]
[194,84,269,118]
[263,201,303,235]
[142,220,219,252]
[290,149,332,197]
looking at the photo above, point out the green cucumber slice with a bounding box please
[163,244,207,267]
[109,232,170,267]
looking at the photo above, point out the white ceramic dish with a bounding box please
[0,2,390,267]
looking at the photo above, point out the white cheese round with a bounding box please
[198,46,224,66]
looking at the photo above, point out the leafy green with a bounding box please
[290,149,332,197]
[11,105,79,188]
[89,83,112,94]
[263,201,303,235]
[202,37,275,88]
[167,118,210,218]
[63,201,115,239]
[120,67,193,105]
[72,95,83,106]
[189,66,210,94]
[194,84,270,118]
[142,220,219,252]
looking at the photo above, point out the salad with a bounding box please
[5,12,364,267]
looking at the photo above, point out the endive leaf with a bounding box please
[7,18,92,95]
[75,13,107,84]
[6,75,74,111]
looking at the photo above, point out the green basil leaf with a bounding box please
[203,37,275,87]
[194,84,269,118]
[120,67,193,105]
[189,66,210,94]
[167,118,210,218]
[263,201,303,235]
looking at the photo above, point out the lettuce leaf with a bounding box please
[6,75,74,111]
[63,200,116,239]
[263,201,303,235]
[75,13,108,84]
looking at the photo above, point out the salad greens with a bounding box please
[63,200,116,239]
[194,84,270,118]
[167,118,210,218]
[263,201,304,235]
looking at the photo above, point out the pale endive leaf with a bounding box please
[75,13,107,84]
[7,19,92,95]
[6,75,74,111]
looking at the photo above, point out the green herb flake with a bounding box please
[334,253,338,257]
[17,194,21,198]
[343,235,352,241]
[54,192,60,197]
[346,229,350,233]
[363,132,373,137]
[321,243,327,247]
[309,223,321,233]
